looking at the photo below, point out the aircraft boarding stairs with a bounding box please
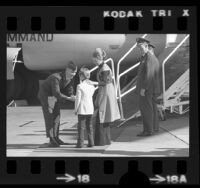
[157,69,189,115]
[89,34,190,127]
[116,34,190,127]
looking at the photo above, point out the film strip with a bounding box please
[0,4,199,186]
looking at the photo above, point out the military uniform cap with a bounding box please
[148,43,155,48]
[136,37,150,44]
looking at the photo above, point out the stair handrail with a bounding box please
[119,61,140,98]
[162,35,189,107]
[121,76,137,94]
[116,34,147,119]
[116,34,147,90]
[89,58,116,94]
[118,35,190,126]
[164,69,189,101]
[7,100,15,107]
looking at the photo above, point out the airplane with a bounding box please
[7,34,187,106]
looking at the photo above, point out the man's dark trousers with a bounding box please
[40,98,60,139]
[139,92,159,134]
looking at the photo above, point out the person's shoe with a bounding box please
[136,131,146,136]
[76,145,84,148]
[46,141,60,148]
[87,144,94,148]
[137,131,153,136]
[50,137,60,146]
[55,137,65,145]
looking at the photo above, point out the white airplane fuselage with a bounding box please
[7,34,167,70]
[7,34,167,105]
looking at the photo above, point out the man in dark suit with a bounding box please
[135,38,161,136]
[38,61,77,147]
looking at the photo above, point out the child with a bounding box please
[75,67,96,148]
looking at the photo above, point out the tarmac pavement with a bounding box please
[7,107,189,157]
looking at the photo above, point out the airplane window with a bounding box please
[8,43,17,47]
[16,43,22,47]
[166,34,177,47]
[109,44,121,50]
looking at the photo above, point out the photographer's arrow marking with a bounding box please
[149,175,166,184]
[56,173,76,183]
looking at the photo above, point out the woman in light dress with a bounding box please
[92,48,121,146]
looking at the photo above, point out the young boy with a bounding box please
[75,67,96,148]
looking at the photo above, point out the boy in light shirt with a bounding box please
[75,67,96,148]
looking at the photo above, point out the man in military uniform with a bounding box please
[148,43,161,133]
[38,61,77,147]
[148,43,155,54]
[136,38,161,136]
